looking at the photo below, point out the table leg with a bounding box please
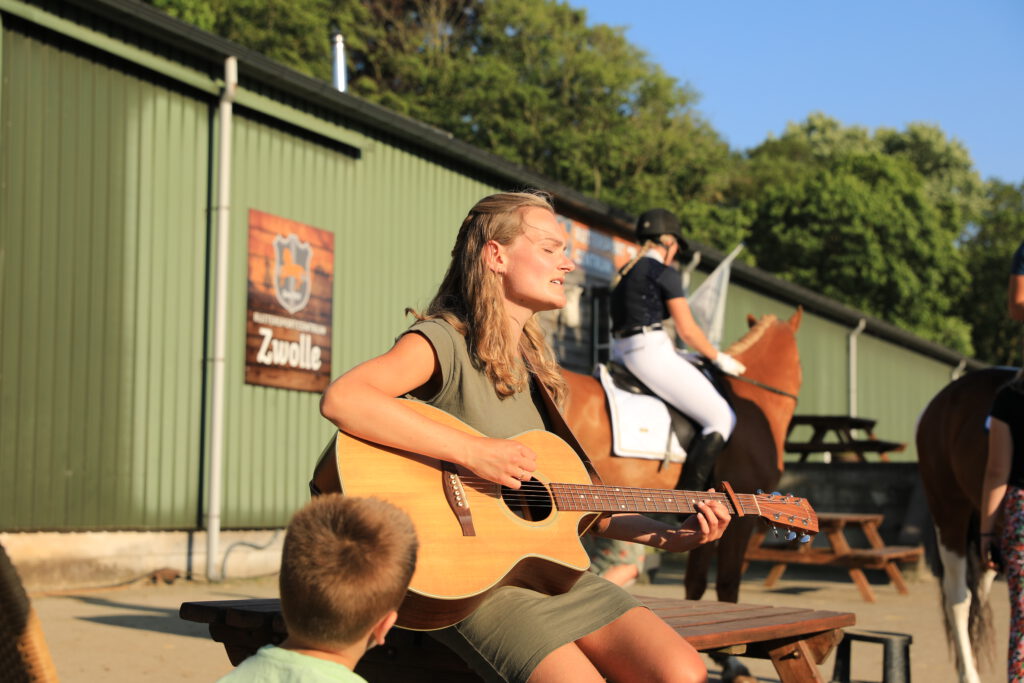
[767,636,827,683]
[765,563,788,587]
[862,520,911,595]
[847,568,876,603]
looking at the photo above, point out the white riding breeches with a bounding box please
[611,329,736,438]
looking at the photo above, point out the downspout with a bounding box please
[330,22,346,92]
[207,56,238,582]
[848,318,867,417]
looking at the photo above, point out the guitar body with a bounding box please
[322,400,600,630]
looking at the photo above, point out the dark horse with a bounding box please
[917,366,1017,683]
[561,310,803,679]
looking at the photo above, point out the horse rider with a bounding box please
[609,208,746,491]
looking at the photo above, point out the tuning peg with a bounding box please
[756,489,764,495]
[771,491,781,497]
[771,526,779,538]
[799,534,811,544]
[785,530,797,541]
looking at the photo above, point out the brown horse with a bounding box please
[917,366,1017,683]
[562,308,803,607]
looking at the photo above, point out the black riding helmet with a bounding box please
[635,208,688,250]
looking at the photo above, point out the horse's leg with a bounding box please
[713,517,759,604]
[684,545,712,601]
[937,532,982,683]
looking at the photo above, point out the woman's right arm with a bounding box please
[319,333,536,488]
[980,417,1012,569]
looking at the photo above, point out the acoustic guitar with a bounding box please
[314,400,818,631]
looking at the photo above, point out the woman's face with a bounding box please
[494,207,575,316]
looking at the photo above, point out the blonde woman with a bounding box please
[321,191,729,683]
[610,209,745,491]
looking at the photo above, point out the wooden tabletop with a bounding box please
[181,595,855,682]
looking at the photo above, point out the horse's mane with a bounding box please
[725,314,778,356]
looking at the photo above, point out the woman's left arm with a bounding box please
[589,498,731,553]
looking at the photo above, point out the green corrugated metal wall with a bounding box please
[219,115,495,527]
[0,19,208,529]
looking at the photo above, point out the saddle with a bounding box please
[597,358,733,467]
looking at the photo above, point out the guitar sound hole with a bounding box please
[501,479,553,522]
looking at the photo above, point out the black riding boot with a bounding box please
[679,431,725,491]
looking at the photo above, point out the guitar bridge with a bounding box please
[442,462,476,536]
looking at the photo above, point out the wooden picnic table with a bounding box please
[180,595,855,682]
[744,511,923,603]
[785,415,905,463]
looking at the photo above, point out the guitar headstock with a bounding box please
[752,491,818,540]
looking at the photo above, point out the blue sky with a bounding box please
[571,0,1023,184]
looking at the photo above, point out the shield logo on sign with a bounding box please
[272,233,313,314]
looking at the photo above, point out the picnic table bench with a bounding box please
[744,512,923,603]
[180,595,855,682]
[785,415,905,463]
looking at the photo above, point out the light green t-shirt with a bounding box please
[217,645,366,683]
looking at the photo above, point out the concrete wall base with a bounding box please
[0,529,284,593]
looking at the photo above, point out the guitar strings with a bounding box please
[446,476,802,518]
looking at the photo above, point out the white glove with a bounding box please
[713,352,746,376]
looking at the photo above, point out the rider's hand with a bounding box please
[714,352,746,376]
[459,436,537,490]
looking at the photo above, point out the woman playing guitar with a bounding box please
[319,191,730,683]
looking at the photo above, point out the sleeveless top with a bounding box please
[404,318,550,437]
[610,255,685,333]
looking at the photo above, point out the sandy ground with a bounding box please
[29,557,1010,682]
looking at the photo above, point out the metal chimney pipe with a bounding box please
[330,22,346,92]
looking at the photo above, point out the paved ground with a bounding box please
[29,557,1010,682]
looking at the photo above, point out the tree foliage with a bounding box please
[719,114,979,353]
[959,180,1024,365]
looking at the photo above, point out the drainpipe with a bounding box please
[330,22,346,92]
[207,56,238,583]
[848,318,867,417]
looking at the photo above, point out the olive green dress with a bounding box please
[402,319,641,683]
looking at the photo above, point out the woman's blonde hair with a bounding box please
[412,190,568,405]
[609,234,678,290]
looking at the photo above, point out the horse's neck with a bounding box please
[732,331,800,466]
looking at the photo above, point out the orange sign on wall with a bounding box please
[245,210,334,392]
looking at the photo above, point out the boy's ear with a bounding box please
[371,609,399,647]
[482,240,507,274]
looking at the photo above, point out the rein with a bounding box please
[725,373,799,401]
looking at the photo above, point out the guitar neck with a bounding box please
[551,483,743,516]
[549,483,817,534]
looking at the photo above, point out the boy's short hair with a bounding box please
[279,495,418,647]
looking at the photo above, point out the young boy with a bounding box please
[219,494,418,682]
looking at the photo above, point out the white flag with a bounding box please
[687,243,744,348]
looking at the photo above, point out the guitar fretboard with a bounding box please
[551,484,747,515]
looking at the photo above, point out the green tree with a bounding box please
[145,0,732,218]
[722,114,977,353]
[960,180,1024,365]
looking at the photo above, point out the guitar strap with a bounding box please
[532,375,604,486]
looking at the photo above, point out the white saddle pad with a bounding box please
[597,365,687,463]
